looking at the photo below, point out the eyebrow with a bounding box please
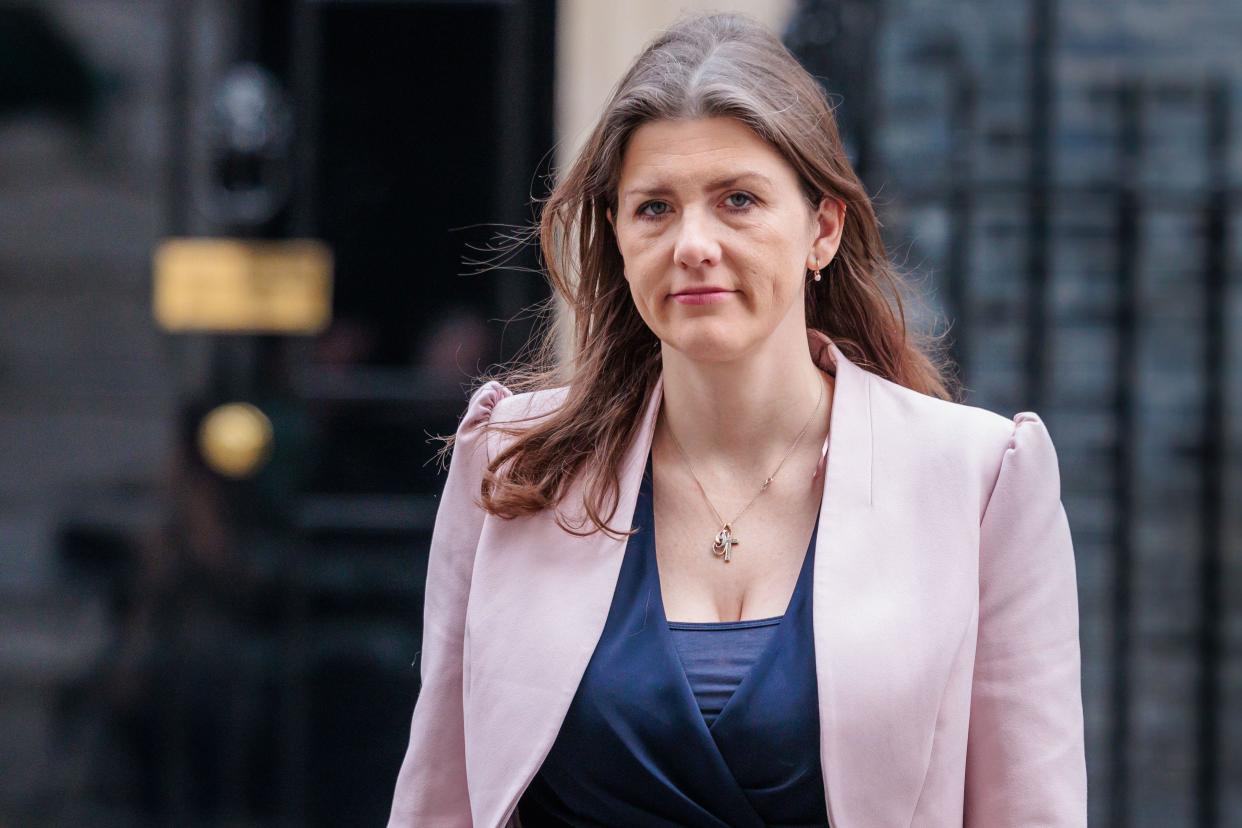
[621,172,776,204]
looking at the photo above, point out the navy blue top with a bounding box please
[667,616,782,727]
[516,449,830,827]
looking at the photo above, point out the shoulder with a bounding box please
[460,381,571,461]
[864,371,1014,449]
[862,370,1062,513]
[461,381,568,425]
[488,384,570,426]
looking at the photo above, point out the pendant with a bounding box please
[713,524,740,563]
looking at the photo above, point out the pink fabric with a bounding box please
[387,329,1087,827]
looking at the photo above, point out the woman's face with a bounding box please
[607,116,843,364]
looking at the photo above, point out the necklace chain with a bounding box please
[663,373,825,563]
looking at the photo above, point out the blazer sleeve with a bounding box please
[964,412,1088,826]
[387,380,512,828]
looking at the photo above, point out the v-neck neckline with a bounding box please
[644,451,821,735]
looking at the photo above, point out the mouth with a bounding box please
[672,289,735,306]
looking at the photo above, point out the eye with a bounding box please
[635,201,670,221]
[633,192,758,223]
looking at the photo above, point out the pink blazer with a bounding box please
[387,329,1088,827]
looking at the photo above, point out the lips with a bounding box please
[673,286,732,296]
[672,289,735,306]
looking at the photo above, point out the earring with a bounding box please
[812,256,822,282]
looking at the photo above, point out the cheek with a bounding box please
[766,222,812,279]
[743,232,799,293]
[617,235,661,287]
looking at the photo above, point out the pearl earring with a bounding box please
[812,256,822,282]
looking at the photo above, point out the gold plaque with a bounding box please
[153,238,333,333]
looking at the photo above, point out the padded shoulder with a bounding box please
[489,384,569,426]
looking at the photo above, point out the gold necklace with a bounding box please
[663,373,825,563]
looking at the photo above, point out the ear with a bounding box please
[807,196,847,269]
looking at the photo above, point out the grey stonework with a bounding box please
[0,0,234,823]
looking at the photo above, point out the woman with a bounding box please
[388,12,1086,828]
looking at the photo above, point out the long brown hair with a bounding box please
[442,11,959,539]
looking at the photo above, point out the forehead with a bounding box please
[617,117,797,198]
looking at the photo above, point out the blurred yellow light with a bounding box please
[198,402,274,479]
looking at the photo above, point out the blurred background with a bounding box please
[0,0,1239,825]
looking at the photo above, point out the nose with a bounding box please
[672,206,722,270]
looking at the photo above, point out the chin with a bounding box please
[662,326,753,363]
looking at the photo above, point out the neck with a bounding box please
[655,328,832,483]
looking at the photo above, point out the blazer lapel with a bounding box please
[810,329,968,827]
[462,376,662,828]
[464,330,943,828]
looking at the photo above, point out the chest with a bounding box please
[651,449,825,624]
